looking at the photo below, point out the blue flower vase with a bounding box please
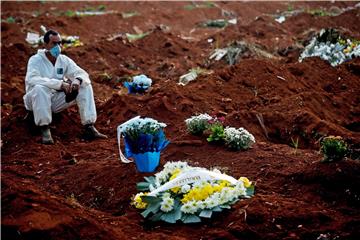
[133,151,160,173]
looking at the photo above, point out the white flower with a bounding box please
[160,196,174,212]
[185,113,213,135]
[133,74,152,87]
[181,201,198,214]
[181,184,191,193]
[203,198,219,209]
[224,127,255,150]
[162,192,171,199]
[160,203,173,212]
[118,116,167,135]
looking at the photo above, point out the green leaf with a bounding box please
[144,176,156,185]
[199,210,212,218]
[212,206,223,212]
[149,212,163,222]
[160,211,177,223]
[141,207,153,218]
[136,182,150,191]
[141,196,162,204]
[246,185,255,196]
[141,201,161,218]
[228,199,239,205]
[182,214,201,223]
[173,204,182,221]
[220,205,231,209]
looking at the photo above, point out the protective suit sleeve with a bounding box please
[64,56,91,86]
[25,57,63,90]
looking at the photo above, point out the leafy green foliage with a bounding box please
[184,2,215,10]
[98,72,112,82]
[202,19,228,28]
[83,5,106,12]
[321,136,347,162]
[308,9,330,17]
[287,4,294,12]
[290,137,299,155]
[64,10,76,17]
[2,17,16,23]
[207,123,225,143]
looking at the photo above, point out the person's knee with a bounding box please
[30,85,51,103]
[32,85,51,95]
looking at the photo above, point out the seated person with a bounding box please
[23,29,107,144]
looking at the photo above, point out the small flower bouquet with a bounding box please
[123,74,152,94]
[117,116,169,172]
[224,127,256,150]
[185,113,256,150]
[132,161,254,223]
[299,28,360,67]
[185,113,213,135]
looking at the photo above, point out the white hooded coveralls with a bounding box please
[23,49,97,126]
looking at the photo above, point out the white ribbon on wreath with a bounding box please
[148,169,238,196]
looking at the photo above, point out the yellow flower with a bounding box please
[170,168,182,193]
[219,180,230,187]
[344,48,351,53]
[239,177,252,188]
[132,192,148,209]
[181,183,221,203]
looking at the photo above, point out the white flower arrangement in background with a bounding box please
[118,116,166,139]
[185,113,213,135]
[224,127,255,150]
[299,28,360,67]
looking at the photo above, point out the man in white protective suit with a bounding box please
[23,29,107,144]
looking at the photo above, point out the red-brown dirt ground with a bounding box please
[1,1,360,240]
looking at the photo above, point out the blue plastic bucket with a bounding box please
[133,151,160,172]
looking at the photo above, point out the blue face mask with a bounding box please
[49,44,61,58]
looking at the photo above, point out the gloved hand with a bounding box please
[71,78,81,93]
[61,82,71,94]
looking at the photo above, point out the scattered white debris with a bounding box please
[277,76,286,81]
[107,33,123,41]
[126,32,150,42]
[228,18,237,24]
[25,32,41,46]
[179,71,198,86]
[210,49,228,61]
[209,41,278,65]
[75,10,116,16]
[178,68,213,86]
[275,15,286,23]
